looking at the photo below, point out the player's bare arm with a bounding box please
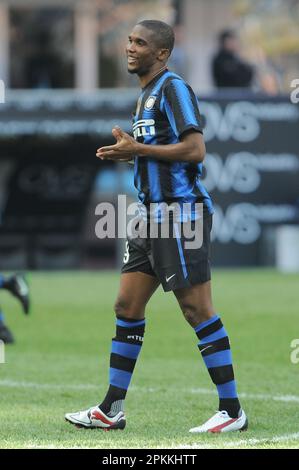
[96,126,206,163]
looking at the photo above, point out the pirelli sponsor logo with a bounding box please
[133,119,156,139]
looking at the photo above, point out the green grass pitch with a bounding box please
[0,270,298,449]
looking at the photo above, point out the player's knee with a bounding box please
[114,297,144,320]
[114,297,129,317]
[180,302,213,327]
[181,304,200,327]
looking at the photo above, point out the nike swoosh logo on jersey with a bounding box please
[166,274,176,282]
[200,345,213,353]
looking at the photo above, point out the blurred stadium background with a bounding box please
[0,0,299,449]
[0,0,298,271]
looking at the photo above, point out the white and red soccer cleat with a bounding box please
[189,409,248,433]
[65,405,126,430]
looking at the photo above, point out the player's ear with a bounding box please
[157,48,170,62]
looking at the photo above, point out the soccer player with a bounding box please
[0,273,30,343]
[65,20,248,433]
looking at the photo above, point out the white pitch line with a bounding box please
[0,379,98,390]
[177,432,299,449]
[0,379,299,403]
[189,387,299,403]
[223,432,299,448]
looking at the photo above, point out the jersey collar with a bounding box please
[141,68,169,91]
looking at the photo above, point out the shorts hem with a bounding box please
[161,273,211,292]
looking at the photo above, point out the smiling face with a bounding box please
[126,24,169,76]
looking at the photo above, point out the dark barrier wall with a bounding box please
[0,90,298,268]
[199,95,299,265]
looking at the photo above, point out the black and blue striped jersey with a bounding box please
[132,68,213,215]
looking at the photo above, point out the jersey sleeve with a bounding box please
[161,78,203,138]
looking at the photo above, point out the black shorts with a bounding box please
[121,215,212,292]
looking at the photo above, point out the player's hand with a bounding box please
[96,126,138,160]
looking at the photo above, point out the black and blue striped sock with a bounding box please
[99,316,145,416]
[194,314,241,418]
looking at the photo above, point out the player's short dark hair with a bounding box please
[218,29,236,46]
[137,20,175,55]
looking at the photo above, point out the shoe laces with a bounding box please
[218,410,230,418]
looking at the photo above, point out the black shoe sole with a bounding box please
[0,327,15,344]
[240,417,249,432]
[65,417,126,431]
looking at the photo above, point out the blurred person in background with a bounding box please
[0,274,30,344]
[212,29,254,89]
